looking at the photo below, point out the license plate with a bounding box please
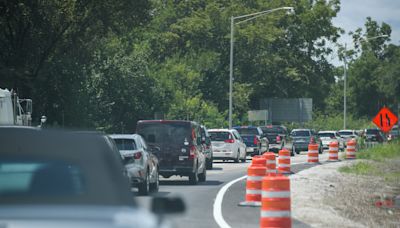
[179,156,188,161]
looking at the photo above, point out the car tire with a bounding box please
[149,168,159,193]
[138,171,150,196]
[206,158,213,170]
[234,151,240,163]
[241,152,246,163]
[189,166,199,185]
[198,166,206,182]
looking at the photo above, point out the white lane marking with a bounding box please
[213,175,247,228]
[212,160,309,228]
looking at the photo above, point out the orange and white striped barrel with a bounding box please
[277,149,291,174]
[239,156,266,206]
[328,141,339,161]
[263,152,277,175]
[346,139,356,159]
[307,143,319,164]
[260,174,291,228]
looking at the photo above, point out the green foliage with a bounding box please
[339,162,378,175]
[357,140,400,161]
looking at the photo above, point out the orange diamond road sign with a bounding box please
[372,107,398,133]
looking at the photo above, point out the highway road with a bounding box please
[135,151,330,228]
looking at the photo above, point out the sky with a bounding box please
[330,0,400,65]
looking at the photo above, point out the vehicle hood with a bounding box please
[0,205,160,228]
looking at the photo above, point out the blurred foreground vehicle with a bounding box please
[0,127,184,228]
[233,126,268,156]
[109,134,159,195]
[259,125,287,153]
[318,131,344,151]
[208,129,246,163]
[136,120,207,185]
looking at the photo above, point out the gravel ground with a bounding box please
[291,160,400,228]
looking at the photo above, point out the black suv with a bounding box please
[136,120,207,185]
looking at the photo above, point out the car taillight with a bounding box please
[134,152,142,159]
[224,139,234,143]
[253,136,259,145]
[276,135,281,143]
[189,145,196,159]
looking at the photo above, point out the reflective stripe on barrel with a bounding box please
[346,139,357,159]
[262,152,277,175]
[245,156,266,202]
[328,141,339,161]
[307,144,319,163]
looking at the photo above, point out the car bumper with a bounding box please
[213,151,235,159]
[293,142,309,151]
[125,166,146,185]
[159,167,195,177]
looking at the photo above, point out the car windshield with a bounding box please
[235,128,258,135]
[138,123,189,145]
[260,126,284,134]
[209,132,231,141]
[338,131,353,136]
[114,138,137,151]
[366,129,380,135]
[318,133,335,138]
[291,130,310,137]
[0,161,85,197]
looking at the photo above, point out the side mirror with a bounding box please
[151,197,186,215]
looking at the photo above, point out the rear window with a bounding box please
[338,131,353,136]
[0,161,85,197]
[291,130,310,137]
[260,126,285,134]
[209,132,232,141]
[235,128,259,135]
[114,139,137,150]
[137,122,190,145]
[318,133,335,138]
[366,129,379,134]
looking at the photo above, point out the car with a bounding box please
[208,129,246,163]
[136,120,207,185]
[0,126,185,228]
[233,126,268,156]
[388,125,399,141]
[290,129,322,155]
[109,134,159,195]
[259,125,288,153]
[317,131,345,151]
[364,128,387,143]
[200,125,213,170]
[338,129,359,145]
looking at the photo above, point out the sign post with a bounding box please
[372,107,398,133]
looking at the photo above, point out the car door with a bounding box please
[138,136,157,182]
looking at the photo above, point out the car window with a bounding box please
[0,161,85,197]
[209,132,232,141]
[139,136,147,149]
[366,129,379,134]
[318,133,335,138]
[114,138,137,150]
[291,130,311,137]
[138,122,190,145]
[235,128,259,135]
[233,131,241,140]
[338,131,352,136]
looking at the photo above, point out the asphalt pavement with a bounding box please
[135,151,330,228]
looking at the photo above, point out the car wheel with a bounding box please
[234,151,240,163]
[206,158,213,170]
[189,166,199,185]
[149,168,159,193]
[138,171,150,196]
[240,151,246,162]
[198,166,206,182]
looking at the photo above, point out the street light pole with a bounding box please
[229,16,234,129]
[228,7,294,129]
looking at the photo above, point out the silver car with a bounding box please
[110,134,159,195]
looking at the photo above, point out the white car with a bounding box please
[317,131,344,151]
[338,129,359,146]
[208,129,247,163]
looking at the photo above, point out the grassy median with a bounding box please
[339,140,400,182]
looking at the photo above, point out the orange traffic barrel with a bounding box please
[307,143,319,164]
[263,152,277,175]
[260,174,291,228]
[239,156,266,207]
[346,139,356,159]
[277,149,291,174]
[328,141,339,162]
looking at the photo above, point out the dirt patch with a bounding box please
[291,160,400,228]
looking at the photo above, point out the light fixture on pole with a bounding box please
[228,7,294,129]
